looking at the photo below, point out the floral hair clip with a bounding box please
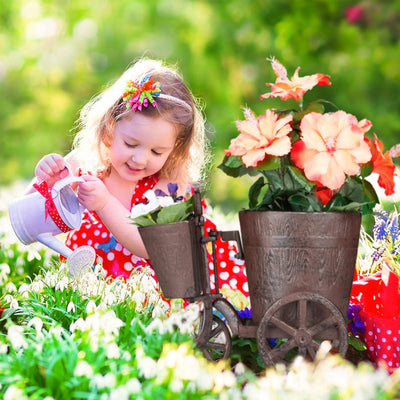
[123,75,192,113]
[123,75,161,111]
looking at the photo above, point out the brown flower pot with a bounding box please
[238,211,361,323]
[139,220,201,298]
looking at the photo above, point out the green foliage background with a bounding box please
[1,0,399,211]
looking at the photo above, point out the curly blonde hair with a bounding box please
[73,58,208,184]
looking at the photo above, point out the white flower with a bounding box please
[0,343,9,354]
[92,372,116,389]
[175,355,201,381]
[86,300,97,314]
[5,282,17,293]
[27,317,44,338]
[67,301,76,313]
[4,294,18,309]
[55,276,69,291]
[169,378,184,393]
[49,325,64,338]
[74,360,94,378]
[0,263,10,275]
[4,385,28,400]
[125,378,141,394]
[18,283,30,296]
[130,189,174,219]
[7,325,28,350]
[106,342,121,359]
[194,370,214,392]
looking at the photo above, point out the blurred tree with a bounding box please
[0,0,399,211]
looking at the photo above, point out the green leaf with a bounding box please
[254,155,281,171]
[288,193,323,212]
[131,214,158,227]
[287,166,315,192]
[248,176,265,209]
[156,199,194,224]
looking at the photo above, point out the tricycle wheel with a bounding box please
[257,291,348,366]
[195,301,232,361]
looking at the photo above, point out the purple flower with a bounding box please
[154,183,183,202]
[347,303,365,336]
[373,210,389,241]
[389,214,399,244]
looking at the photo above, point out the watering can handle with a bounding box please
[52,165,85,193]
[51,165,87,214]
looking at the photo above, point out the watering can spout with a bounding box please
[36,233,72,259]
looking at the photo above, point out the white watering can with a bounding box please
[8,168,96,277]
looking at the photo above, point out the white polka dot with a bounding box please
[82,233,87,239]
[387,345,392,351]
[377,328,381,333]
[107,253,115,261]
[72,234,77,241]
[101,232,108,238]
[98,224,103,229]
[72,244,78,250]
[124,262,134,271]
[220,272,229,280]
[123,248,131,256]
[88,240,93,245]
[221,283,230,289]
[94,230,100,236]
[382,338,387,343]
[232,266,240,274]
[229,278,237,288]
[387,330,392,335]
[220,261,227,268]
[218,248,225,254]
[382,354,387,359]
[242,282,248,293]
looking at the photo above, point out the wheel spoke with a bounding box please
[298,346,307,357]
[307,315,337,337]
[298,299,308,328]
[306,340,320,359]
[207,342,227,351]
[210,324,224,339]
[270,315,297,336]
[269,338,296,361]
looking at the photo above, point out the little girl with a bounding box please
[28,58,249,298]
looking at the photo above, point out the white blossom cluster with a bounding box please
[130,189,175,219]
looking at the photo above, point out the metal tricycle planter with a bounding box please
[139,188,362,365]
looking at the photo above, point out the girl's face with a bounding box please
[109,113,178,183]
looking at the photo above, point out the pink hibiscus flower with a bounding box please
[261,58,331,102]
[291,111,372,190]
[225,108,293,168]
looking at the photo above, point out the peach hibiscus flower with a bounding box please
[291,110,372,190]
[366,134,396,196]
[261,58,331,102]
[225,108,293,168]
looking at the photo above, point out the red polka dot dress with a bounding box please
[64,174,249,299]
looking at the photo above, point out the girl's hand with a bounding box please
[35,153,69,185]
[77,175,111,212]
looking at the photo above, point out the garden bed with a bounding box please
[0,183,399,399]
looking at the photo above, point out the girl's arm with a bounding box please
[77,175,149,259]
